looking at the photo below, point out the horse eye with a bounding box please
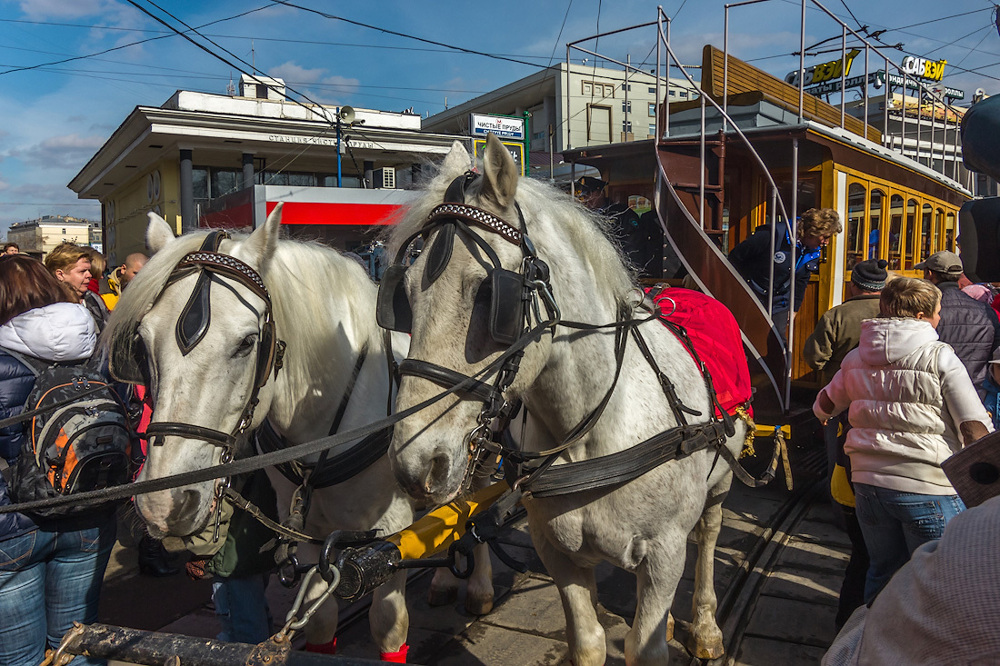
[234,334,257,357]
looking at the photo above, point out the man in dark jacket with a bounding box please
[729,207,842,337]
[919,250,1000,398]
[576,176,660,275]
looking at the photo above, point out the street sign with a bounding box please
[469,114,526,141]
[473,139,526,177]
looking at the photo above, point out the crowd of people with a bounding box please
[0,244,159,666]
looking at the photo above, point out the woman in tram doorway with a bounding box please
[813,277,993,603]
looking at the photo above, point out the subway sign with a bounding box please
[785,49,860,87]
[901,56,946,82]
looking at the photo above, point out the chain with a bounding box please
[272,565,342,644]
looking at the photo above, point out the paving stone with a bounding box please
[744,596,838,647]
[734,635,830,665]
[760,568,841,606]
[780,537,850,572]
[432,622,568,665]
[483,574,567,637]
[794,517,852,549]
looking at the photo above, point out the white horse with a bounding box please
[103,208,416,659]
[385,135,748,665]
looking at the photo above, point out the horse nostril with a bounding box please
[424,453,452,494]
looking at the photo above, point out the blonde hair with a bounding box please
[82,246,106,277]
[800,208,843,238]
[880,277,941,319]
[44,242,90,274]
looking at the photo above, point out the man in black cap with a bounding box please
[576,176,660,275]
[919,250,1000,397]
[804,258,887,630]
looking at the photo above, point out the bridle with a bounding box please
[376,171,560,489]
[111,230,287,465]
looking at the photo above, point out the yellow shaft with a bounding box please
[387,482,510,560]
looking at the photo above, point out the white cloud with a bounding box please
[8,134,106,169]
[269,61,328,85]
[17,0,118,19]
[321,75,360,94]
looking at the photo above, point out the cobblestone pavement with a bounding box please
[101,476,849,665]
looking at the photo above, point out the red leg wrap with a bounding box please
[305,638,337,654]
[380,643,409,663]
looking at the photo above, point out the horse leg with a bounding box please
[686,479,730,660]
[369,570,410,662]
[427,542,494,615]
[301,568,340,652]
[625,538,687,666]
[427,568,459,607]
[535,537,605,666]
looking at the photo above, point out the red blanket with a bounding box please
[646,287,752,418]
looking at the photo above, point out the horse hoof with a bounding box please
[465,593,494,616]
[666,614,675,642]
[686,636,724,660]
[427,586,458,607]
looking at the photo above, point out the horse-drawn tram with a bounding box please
[14,3,998,666]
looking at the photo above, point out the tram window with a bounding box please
[846,183,866,270]
[904,199,917,269]
[888,194,903,270]
[869,189,884,260]
[921,203,934,260]
[936,209,946,253]
[944,211,955,251]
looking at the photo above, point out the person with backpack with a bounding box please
[0,255,123,666]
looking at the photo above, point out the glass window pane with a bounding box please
[192,167,208,201]
[921,203,934,261]
[847,183,866,270]
[944,211,955,251]
[869,189,884,260]
[888,194,904,270]
[288,173,317,187]
[210,169,240,198]
[904,199,917,269]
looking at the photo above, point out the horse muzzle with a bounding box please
[135,485,215,538]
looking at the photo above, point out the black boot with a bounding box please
[138,535,180,577]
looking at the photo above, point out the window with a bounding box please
[904,199,917,269]
[210,169,240,198]
[648,86,656,94]
[587,104,612,143]
[868,189,884,260]
[846,182,866,270]
[192,167,209,201]
[679,91,688,99]
[622,121,632,133]
[648,102,656,116]
[921,203,934,261]
[622,100,631,113]
[944,211,956,251]
[626,84,632,91]
[61,228,66,234]
[668,90,677,98]
[888,194,904,270]
[649,123,657,137]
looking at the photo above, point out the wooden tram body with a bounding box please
[564,44,970,422]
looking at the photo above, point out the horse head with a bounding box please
[385,135,565,503]
[112,206,284,537]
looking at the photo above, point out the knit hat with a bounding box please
[851,258,889,291]
[915,250,964,276]
[963,284,993,303]
[991,347,1000,366]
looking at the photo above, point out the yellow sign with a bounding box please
[901,56,946,82]
[785,49,860,87]
[473,139,526,177]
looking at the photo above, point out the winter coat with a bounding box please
[0,303,97,541]
[936,281,1000,398]
[814,317,993,496]
[729,221,820,314]
[803,293,881,382]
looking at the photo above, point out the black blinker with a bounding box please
[375,263,412,333]
[425,222,456,284]
[176,272,213,355]
[489,268,525,346]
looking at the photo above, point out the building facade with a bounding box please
[422,63,698,180]
[69,75,464,265]
[7,216,98,257]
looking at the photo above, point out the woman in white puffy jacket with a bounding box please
[814,277,993,604]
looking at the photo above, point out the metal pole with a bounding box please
[884,55,890,148]
[625,53,630,142]
[953,110,960,180]
[916,83,922,165]
[724,4,730,132]
[900,73,907,158]
[700,94,706,230]
[768,187,777,317]
[863,47,869,134]
[930,92,937,173]
[566,44,572,150]
[798,0,806,122]
[665,13,671,137]
[786,137,799,411]
[179,148,195,233]
[336,110,343,188]
[840,25,846,129]
[656,6,662,140]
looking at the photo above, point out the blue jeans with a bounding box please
[853,483,964,603]
[212,573,272,644]
[0,516,116,666]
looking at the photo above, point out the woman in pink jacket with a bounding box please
[814,277,993,603]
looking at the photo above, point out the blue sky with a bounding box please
[1,0,998,236]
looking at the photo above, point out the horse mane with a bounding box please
[386,170,636,313]
[102,229,380,380]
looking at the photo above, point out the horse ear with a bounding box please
[241,203,282,272]
[146,212,175,254]
[480,133,518,209]
[440,140,472,178]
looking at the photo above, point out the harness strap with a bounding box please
[398,359,500,404]
[145,422,238,449]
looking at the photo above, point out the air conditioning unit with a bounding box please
[372,167,395,189]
